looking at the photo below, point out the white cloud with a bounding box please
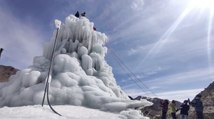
[120,67,214,101]
[155,88,203,102]
[0,8,45,69]
[127,44,152,56]
[146,67,214,86]
[131,0,144,11]
[128,48,138,56]
[125,88,203,102]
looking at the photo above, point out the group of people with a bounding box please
[160,94,204,119]
[75,11,86,18]
[74,11,96,31]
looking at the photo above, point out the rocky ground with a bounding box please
[0,65,18,82]
[140,97,181,119]
[140,81,214,119]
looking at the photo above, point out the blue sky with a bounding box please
[0,0,214,101]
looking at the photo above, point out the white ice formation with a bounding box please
[0,14,151,116]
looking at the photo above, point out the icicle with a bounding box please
[55,19,61,29]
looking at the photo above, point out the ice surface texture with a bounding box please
[0,15,151,113]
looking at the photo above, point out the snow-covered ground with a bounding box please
[0,105,147,119]
[0,105,121,119]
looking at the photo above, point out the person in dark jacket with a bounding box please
[93,26,96,31]
[81,12,86,17]
[75,11,80,18]
[180,100,190,119]
[160,99,169,119]
[0,48,3,58]
[191,94,204,119]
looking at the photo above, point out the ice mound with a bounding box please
[0,14,152,114]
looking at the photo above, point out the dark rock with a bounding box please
[0,65,19,82]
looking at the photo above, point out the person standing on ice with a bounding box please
[75,11,86,18]
[93,27,96,31]
[75,11,80,18]
[0,48,3,59]
[75,11,96,30]
[160,99,169,119]
[81,12,86,17]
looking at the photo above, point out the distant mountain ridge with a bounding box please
[0,65,18,82]
[129,81,214,119]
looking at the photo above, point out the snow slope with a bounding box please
[0,14,151,118]
[0,105,144,119]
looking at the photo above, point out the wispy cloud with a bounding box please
[155,88,203,102]
[108,0,175,44]
[119,67,214,101]
[131,0,144,11]
[145,67,214,86]
[125,87,203,102]
[0,8,45,69]
[127,43,153,56]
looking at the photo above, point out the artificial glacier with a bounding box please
[0,14,151,118]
